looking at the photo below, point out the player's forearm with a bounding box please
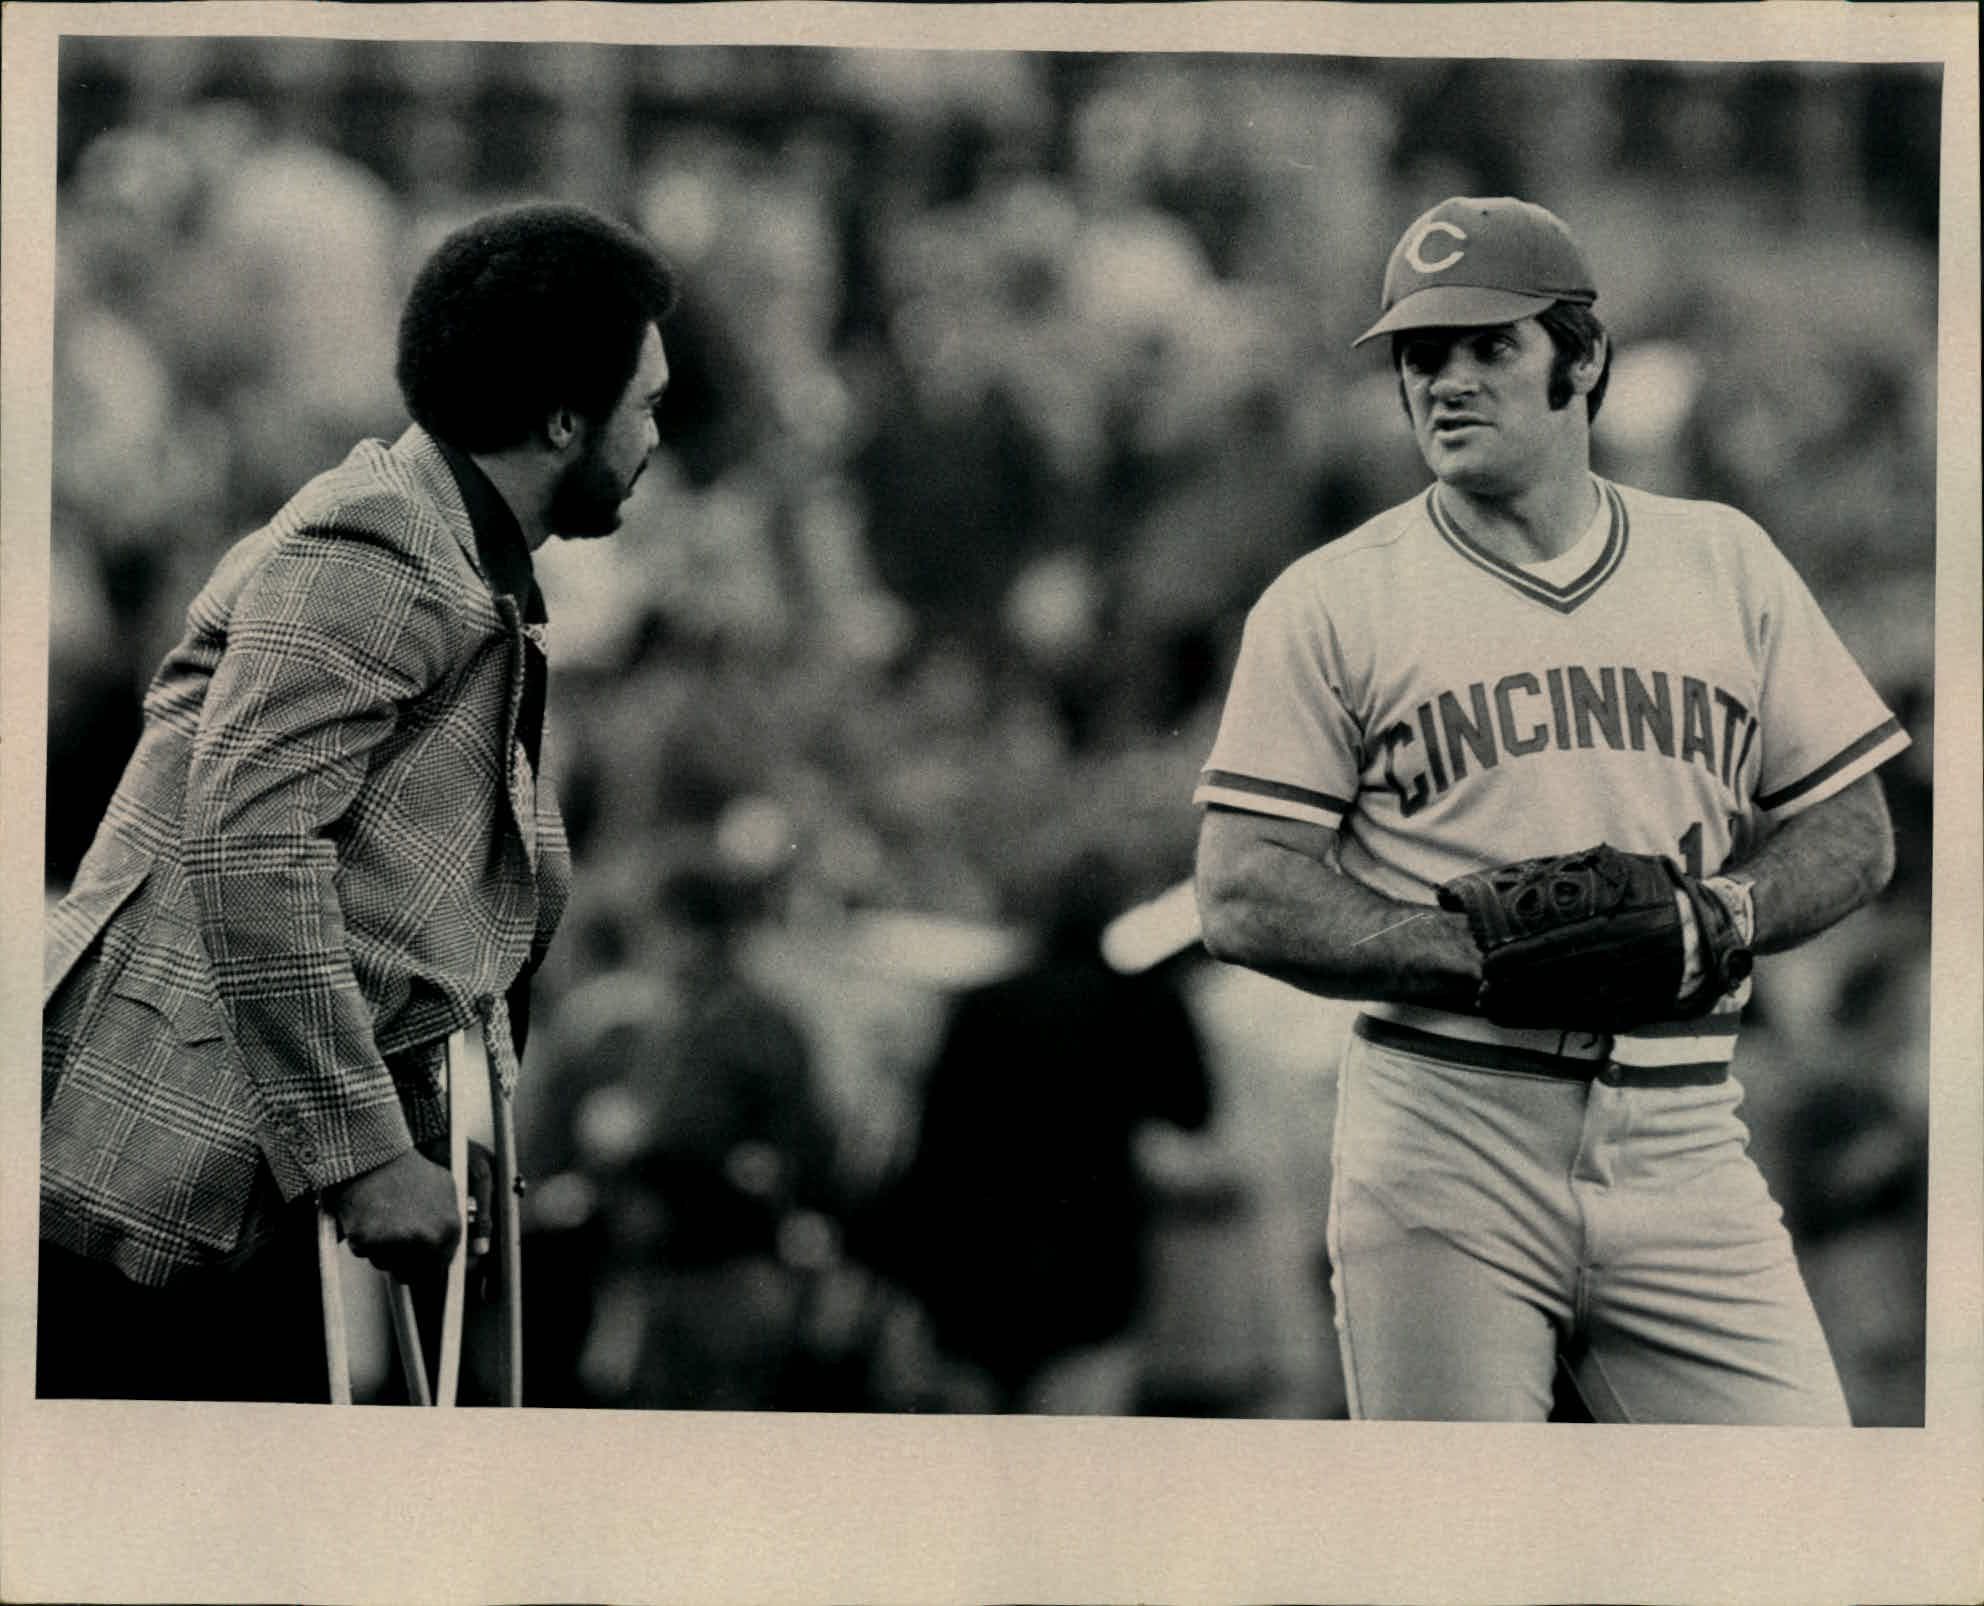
[1729,774,1895,954]
[1196,813,1481,1008]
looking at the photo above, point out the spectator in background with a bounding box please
[45,534,144,889]
[852,234,1065,662]
[644,863,841,1270]
[179,101,407,525]
[1779,1077,1929,1427]
[590,861,848,1409]
[49,128,236,864]
[863,852,1214,1413]
[1103,290,1322,742]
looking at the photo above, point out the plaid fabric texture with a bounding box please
[42,427,571,1287]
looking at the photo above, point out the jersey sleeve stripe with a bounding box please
[1196,770,1350,815]
[1200,769,1352,811]
[1195,793,1344,830]
[1755,716,1909,811]
[1190,778,1349,825]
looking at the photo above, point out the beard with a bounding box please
[546,443,639,539]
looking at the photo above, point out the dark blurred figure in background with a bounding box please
[1778,1076,1929,1429]
[578,862,850,1409]
[862,853,1214,1413]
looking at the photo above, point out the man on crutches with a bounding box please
[39,204,679,1402]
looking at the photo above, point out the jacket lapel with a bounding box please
[392,425,537,868]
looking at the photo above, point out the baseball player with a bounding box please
[1194,197,1909,1424]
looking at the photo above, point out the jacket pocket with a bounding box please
[109,956,227,1043]
[42,987,263,1275]
[105,863,227,1044]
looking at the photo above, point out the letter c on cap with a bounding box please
[1406,220,1467,274]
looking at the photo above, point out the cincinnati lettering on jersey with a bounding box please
[1380,666,1757,816]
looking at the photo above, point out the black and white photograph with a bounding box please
[2,4,1978,1602]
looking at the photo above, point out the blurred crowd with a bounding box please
[46,40,1938,1422]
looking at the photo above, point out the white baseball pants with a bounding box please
[1328,1014,1850,1425]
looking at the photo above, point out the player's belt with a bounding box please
[1356,1003,1737,1088]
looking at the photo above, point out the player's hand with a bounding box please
[325,1147,465,1281]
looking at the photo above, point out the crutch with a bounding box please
[317,1029,524,1405]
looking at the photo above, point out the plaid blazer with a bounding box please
[42,426,572,1287]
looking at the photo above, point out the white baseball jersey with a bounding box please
[1195,475,1909,1070]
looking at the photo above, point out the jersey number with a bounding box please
[1678,822,1706,879]
[1678,817,1746,879]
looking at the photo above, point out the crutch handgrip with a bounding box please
[319,1026,522,1406]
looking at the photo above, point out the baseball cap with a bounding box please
[1352,196,1596,347]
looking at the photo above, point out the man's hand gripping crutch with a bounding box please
[316,1030,524,1405]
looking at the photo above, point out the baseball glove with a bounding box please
[1436,844,1754,1030]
